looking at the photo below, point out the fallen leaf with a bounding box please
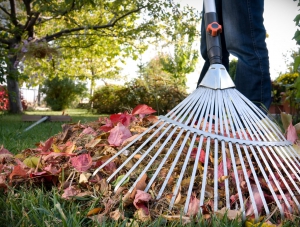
[100,118,114,132]
[61,186,81,199]
[245,185,264,216]
[295,122,300,134]
[125,219,139,227]
[287,122,298,143]
[281,112,292,132]
[133,190,152,215]
[110,112,132,127]
[87,207,103,216]
[0,146,13,162]
[9,165,28,180]
[42,137,54,152]
[112,175,130,187]
[187,194,200,216]
[108,123,132,146]
[132,104,156,115]
[215,207,242,221]
[71,154,92,172]
[80,127,97,137]
[79,172,91,184]
[109,208,124,221]
[130,174,147,199]
[23,156,40,168]
[134,208,151,222]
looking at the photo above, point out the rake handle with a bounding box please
[203,0,222,65]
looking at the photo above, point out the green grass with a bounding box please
[0,109,100,154]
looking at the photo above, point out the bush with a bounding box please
[91,81,187,114]
[90,85,124,114]
[41,76,87,111]
[0,85,28,111]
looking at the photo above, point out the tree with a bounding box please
[0,0,197,113]
[158,6,200,88]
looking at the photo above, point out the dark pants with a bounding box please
[198,0,272,110]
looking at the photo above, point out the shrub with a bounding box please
[0,85,9,111]
[90,85,124,114]
[0,85,28,111]
[41,76,87,111]
[91,81,187,114]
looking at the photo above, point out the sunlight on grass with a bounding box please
[0,109,103,154]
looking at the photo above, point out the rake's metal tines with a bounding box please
[93,86,300,220]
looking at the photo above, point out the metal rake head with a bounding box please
[93,66,300,220]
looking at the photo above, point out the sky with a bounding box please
[122,0,299,92]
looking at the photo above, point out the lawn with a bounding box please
[0,109,299,227]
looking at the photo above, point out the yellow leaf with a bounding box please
[23,156,40,168]
[52,144,61,153]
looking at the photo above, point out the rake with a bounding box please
[93,0,300,220]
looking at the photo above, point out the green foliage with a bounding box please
[91,81,187,115]
[41,77,88,111]
[275,72,299,85]
[0,0,199,113]
[229,59,238,80]
[90,85,124,114]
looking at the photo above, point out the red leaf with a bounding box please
[110,112,132,127]
[40,137,54,152]
[245,184,264,216]
[187,194,200,216]
[100,118,114,132]
[287,122,298,143]
[71,154,93,172]
[9,165,28,180]
[80,127,97,137]
[132,104,156,115]
[190,148,206,163]
[133,190,152,215]
[108,123,132,146]
[0,146,13,162]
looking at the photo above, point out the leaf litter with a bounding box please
[1,105,300,226]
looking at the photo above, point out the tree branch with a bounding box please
[9,0,19,26]
[44,7,143,42]
[0,5,11,17]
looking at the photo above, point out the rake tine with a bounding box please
[157,130,190,200]
[184,135,205,213]
[169,133,196,209]
[222,90,245,218]
[218,90,230,209]
[169,90,213,209]
[145,129,185,193]
[213,90,220,211]
[199,89,216,210]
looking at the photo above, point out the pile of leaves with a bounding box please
[1,105,300,226]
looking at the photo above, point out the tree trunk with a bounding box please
[7,55,23,114]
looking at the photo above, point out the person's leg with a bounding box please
[197,0,230,87]
[222,0,271,111]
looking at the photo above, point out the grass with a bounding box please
[0,109,100,154]
[0,109,299,226]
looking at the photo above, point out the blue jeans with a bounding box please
[198,0,272,111]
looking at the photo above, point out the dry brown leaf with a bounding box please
[79,172,91,184]
[109,208,124,221]
[215,207,242,221]
[130,174,147,199]
[134,208,151,222]
[162,215,191,225]
[295,122,300,134]
[281,112,292,132]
